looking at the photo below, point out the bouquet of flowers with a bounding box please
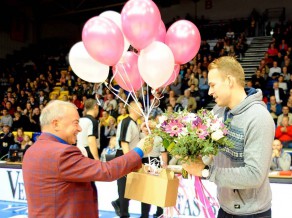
[151,108,233,164]
[149,109,233,218]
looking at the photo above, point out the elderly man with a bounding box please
[23,100,152,218]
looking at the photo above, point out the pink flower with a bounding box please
[196,124,208,139]
[163,119,185,137]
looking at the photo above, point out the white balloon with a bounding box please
[69,42,109,83]
[138,41,174,89]
[100,10,130,55]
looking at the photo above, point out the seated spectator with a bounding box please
[176,89,197,112]
[275,52,284,67]
[287,96,292,113]
[198,71,210,107]
[275,116,292,148]
[0,125,14,160]
[267,43,278,59]
[189,84,200,108]
[263,52,273,68]
[104,117,117,139]
[278,39,288,56]
[37,90,49,105]
[106,103,118,120]
[170,77,182,97]
[200,40,210,57]
[260,67,269,81]
[266,96,282,124]
[14,127,24,144]
[149,98,164,120]
[100,111,115,127]
[277,106,292,126]
[0,108,13,130]
[20,134,33,156]
[100,136,117,162]
[117,107,129,125]
[103,93,118,111]
[169,97,183,112]
[117,88,128,102]
[29,107,41,132]
[268,61,281,78]
[5,101,15,116]
[270,81,286,105]
[166,104,174,113]
[213,42,223,58]
[23,102,33,117]
[270,139,291,171]
[251,69,265,90]
[278,75,288,94]
[164,90,176,106]
[282,66,290,82]
[12,111,31,131]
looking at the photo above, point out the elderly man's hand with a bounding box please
[137,137,153,155]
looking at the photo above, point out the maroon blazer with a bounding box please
[23,133,142,217]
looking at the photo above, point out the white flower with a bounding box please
[183,113,197,122]
[210,120,221,131]
[178,127,188,138]
[211,130,224,141]
[158,115,168,124]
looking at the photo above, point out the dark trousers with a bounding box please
[85,146,94,159]
[117,175,150,218]
[218,208,271,218]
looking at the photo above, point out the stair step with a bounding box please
[249,44,270,48]
[241,62,259,67]
[241,57,262,62]
[251,39,272,43]
[247,48,268,52]
[243,67,257,71]
[244,52,265,57]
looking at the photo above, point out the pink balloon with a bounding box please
[162,64,180,87]
[113,51,144,92]
[154,20,166,43]
[121,0,161,50]
[82,16,124,66]
[165,20,201,64]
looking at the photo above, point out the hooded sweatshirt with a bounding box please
[209,88,275,215]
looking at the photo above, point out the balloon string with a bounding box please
[104,80,151,134]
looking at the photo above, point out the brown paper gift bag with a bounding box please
[125,168,179,207]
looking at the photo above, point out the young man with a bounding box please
[183,56,274,217]
[112,101,150,218]
[22,100,153,218]
[77,98,100,160]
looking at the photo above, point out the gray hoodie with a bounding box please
[209,88,275,215]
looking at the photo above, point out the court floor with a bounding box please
[0,201,142,218]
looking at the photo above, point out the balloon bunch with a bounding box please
[69,0,201,121]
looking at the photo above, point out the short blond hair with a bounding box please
[208,56,245,87]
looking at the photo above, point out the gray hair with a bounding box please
[40,100,77,127]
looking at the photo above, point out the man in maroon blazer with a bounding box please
[22,100,152,218]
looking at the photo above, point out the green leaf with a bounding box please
[167,141,175,152]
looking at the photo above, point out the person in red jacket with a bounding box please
[22,100,152,218]
[275,116,292,148]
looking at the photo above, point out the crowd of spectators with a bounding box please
[0,20,292,163]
